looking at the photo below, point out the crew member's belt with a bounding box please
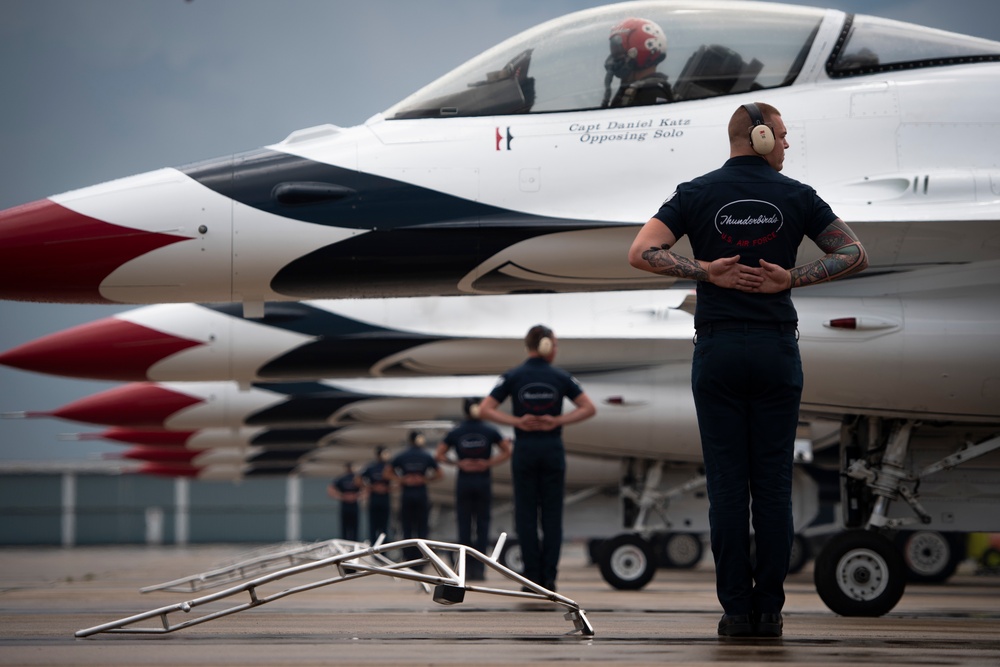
[696,321,797,334]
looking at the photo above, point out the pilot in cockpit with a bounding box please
[603,17,673,108]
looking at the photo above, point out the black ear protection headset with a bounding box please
[742,103,775,155]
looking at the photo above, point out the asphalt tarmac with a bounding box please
[2,542,999,666]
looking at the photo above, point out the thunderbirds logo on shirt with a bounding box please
[715,199,783,247]
[519,383,558,412]
[459,434,490,455]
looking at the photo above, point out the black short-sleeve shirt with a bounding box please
[333,472,361,498]
[443,419,505,477]
[391,447,439,478]
[488,357,584,439]
[653,155,837,327]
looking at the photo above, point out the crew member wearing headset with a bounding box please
[386,431,442,563]
[435,398,512,580]
[478,325,596,591]
[628,102,867,638]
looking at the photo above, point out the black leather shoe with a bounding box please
[754,612,783,637]
[717,614,754,637]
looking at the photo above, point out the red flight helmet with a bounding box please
[607,17,667,79]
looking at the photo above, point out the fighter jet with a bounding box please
[0,290,696,383]
[1,1,998,310]
[3,1,1000,617]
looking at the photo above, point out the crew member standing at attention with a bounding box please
[327,462,362,542]
[386,431,442,563]
[435,398,512,580]
[360,446,393,543]
[478,325,596,591]
[628,102,867,638]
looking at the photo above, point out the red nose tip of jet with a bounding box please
[119,447,200,463]
[0,318,203,381]
[94,427,198,447]
[46,383,204,428]
[137,463,201,477]
[0,199,187,303]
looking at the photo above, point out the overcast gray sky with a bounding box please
[2,0,999,462]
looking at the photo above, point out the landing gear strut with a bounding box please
[815,416,1000,616]
[595,460,709,590]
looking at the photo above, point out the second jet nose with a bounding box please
[43,383,205,428]
[76,427,198,447]
[0,198,186,303]
[0,318,203,382]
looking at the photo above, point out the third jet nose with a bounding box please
[35,383,204,428]
[0,318,203,382]
[138,463,201,478]
[0,198,187,303]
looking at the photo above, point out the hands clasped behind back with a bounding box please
[710,255,791,294]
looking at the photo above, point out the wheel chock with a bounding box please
[432,584,466,605]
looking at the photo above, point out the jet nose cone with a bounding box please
[138,463,200,478]
[0,199,185,303]
[46,383,204,428]
[120,447,200,463]
[0,318,203,381]
[95,427,198,447]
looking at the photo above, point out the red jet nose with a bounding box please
[40,383,204,428]
[80,428,198,447]
[118,447,200,463]
[137,463,201,477]
[0,199,186,303]
[0,318,202,381]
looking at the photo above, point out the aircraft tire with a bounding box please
[598,533,656,590]
[498,539,524,574]
[660,532,703,569]
[814,529,906,617]
[895,530,964,583]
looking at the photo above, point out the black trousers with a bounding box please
[456,474,491,576]
[692,328,802,615]
[340,502,359,542]
[368,492,390,543]
[511,436,565,587]
[399,486,430,562]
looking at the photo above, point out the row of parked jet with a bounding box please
[2,1,999,617]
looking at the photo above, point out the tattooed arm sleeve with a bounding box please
[628,217,709,281]
[790,219,868,288]
[640,245,710,281]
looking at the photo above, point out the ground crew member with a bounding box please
[435,398,512,580]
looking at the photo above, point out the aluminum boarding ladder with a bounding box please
[75,533,594,638]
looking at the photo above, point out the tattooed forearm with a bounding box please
[790,220,868,287]
[641,245,709,281]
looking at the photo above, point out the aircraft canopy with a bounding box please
[386,1,1000,119]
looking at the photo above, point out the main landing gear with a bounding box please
[814,417,1000,616]
[595,459,817,591]
[594,460,709,590]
